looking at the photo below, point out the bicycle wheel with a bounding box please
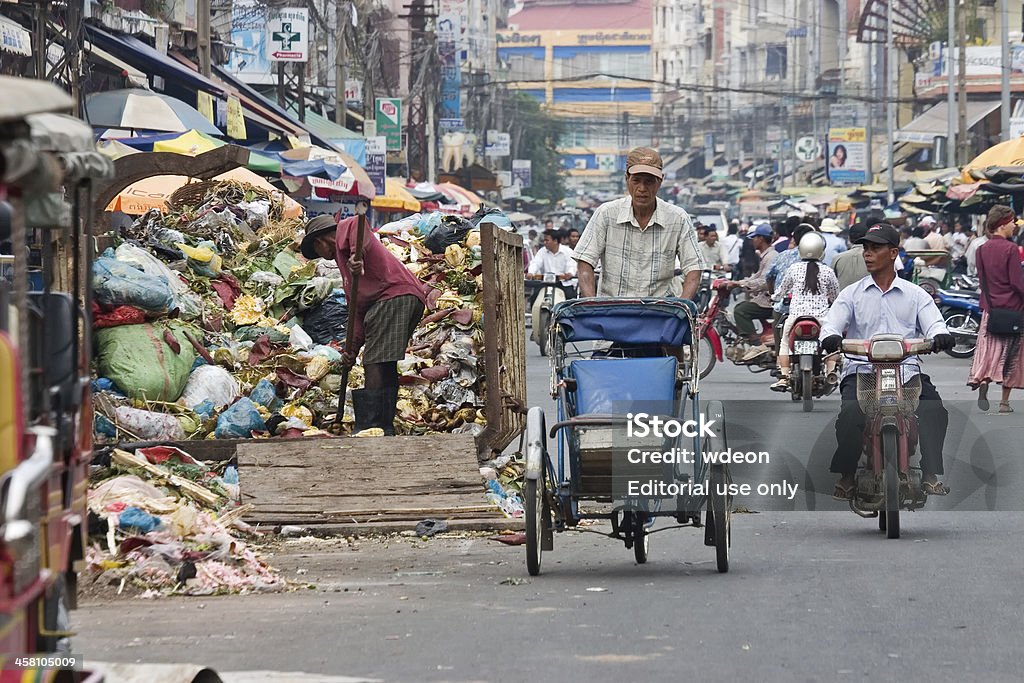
[698,335,716,379]
[525,477,544,575]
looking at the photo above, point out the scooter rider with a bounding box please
[820,223,957,500]
[528,228,577,299]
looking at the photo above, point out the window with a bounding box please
[553,47,650,80]
[765,45,787,79]
[499,48,546,81]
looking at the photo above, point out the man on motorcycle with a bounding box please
[528,228,577,299]
[726,223,777,360]
[820,223,956,499]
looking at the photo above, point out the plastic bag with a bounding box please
[177,241,223,277]
[179,365,240,411]
[249,378,280,409]
[93,303,147,329]
[378,213,423,236]
[92,256,173,313]
[214,397,267,438]
[97,323,197,402]
[119,506,163,533]
[301,290,348,344]
[424,215,473,254]
[114,405,186,440]
[236,200,271,228]
[289,325,313,351]
[470,206,512,229]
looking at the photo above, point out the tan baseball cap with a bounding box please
[626,147,664,179]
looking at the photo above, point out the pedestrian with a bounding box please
[968,204,1024,414]
[573,146,704,299]
[965,227,988,277]
[832,221,869,290]
[301,214,429,435]
[817,217,848,266]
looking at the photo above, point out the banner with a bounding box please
[511,159,532,189]
[226,96,247,140]
[437,0,465,122]
[825,127,868,185]
[375,98,402,152]
[365,136,387,196]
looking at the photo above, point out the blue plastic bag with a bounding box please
[119,506,162,533]
[248,378,281,410]
[93,413,117,437]
[214,398,267,439]
[192,399,216,420]
[92,256,174,313]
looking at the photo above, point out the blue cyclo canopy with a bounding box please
[552,297,697,346]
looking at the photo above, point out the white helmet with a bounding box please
[798,231,826,261]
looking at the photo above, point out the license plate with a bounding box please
[793,340,818,354]
[543,273,557,283]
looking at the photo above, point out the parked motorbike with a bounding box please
[841,335,937,539]
[697,278,776,379]
[786,315,839,412]
[937,288,981,359]
[526,276,567,356]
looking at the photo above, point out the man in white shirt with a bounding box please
[698,226,730,272]
[721,221,742,277]
[528,229,578,298]
[965,231,988,276]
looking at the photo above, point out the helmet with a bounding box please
[798,231,826,261]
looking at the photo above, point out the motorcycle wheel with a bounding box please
[698,335,716,379]
[882,429,900,539]
[802,368,813,412]
[918,278,941,304]
[538,310,550,357]
[943,311,979,359]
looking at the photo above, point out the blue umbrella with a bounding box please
[85,89,222,135]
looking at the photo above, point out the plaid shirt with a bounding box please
[574,197,705,297]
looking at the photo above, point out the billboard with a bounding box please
[825,127,868,186]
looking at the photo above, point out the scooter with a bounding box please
[697,279,776,379]
[937,288,981,359]
[841,335,937,539]
[786,315,839,412]
[527,275,567,356]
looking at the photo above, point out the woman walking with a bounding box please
[969,205,1024,413]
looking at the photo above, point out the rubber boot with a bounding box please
[351,389,377,433]
[377,385,399,436]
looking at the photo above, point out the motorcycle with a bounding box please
[936,288,981,359]
[526,275,567,356]
[697,278,776,379]
[841,335,937,539]
[786,315,840,412]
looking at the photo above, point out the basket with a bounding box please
[856,370,922,416]
[167,180,217,211]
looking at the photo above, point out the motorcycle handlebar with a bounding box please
[840,338,936,359]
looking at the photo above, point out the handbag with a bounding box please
[979,262,1024,335]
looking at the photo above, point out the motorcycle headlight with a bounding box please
[869,340,905,362]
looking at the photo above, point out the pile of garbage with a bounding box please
[91,179,507,442]
[85,445,283,596]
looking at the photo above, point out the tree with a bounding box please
[507,91,565,203]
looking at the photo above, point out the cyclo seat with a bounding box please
[571,357,678,415]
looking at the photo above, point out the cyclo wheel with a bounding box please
[703,400,731,572]
[538,310,550,357]
[882,428,900,539]
[525,477,545,575]
[802,368,813,412]
[633,512,650,564]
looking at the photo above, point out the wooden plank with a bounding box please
[238,433,512,530]
[244,518,525,535]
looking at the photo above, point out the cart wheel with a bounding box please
[538,310,550,356]
[704,400,731,573]
[633,513,650,564]
[525,477,545,575]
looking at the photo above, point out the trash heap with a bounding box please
[86,445,283,596]
[91,182,503,443]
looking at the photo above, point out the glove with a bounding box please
[821,335,843,353]
[932,334,955,352]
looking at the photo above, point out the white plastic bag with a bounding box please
[288,324,314,351]
[115,243,202,319]
[114,405,185,441]
[179,365,241,411]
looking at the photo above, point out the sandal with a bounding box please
[832,482,855,501]
[770,377,790,393]
[922,480,950,496]
[977,383,990,412]
[999,401,1014,414]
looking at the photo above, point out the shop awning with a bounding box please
[894,100,1000,144]
[372,178,421,212]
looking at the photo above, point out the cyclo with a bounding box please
[840,335,938,539]
[523,297,733,575]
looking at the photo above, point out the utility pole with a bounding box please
[1001,0,1010,140]
[957,0,968,165]
[198,0,211,77]
[335,1,348,125]
[885,0,895,205]
[947,0,956,167]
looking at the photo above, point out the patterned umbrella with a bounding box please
[85,89,222,135]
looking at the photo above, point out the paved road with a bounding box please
[75,338,1024,682]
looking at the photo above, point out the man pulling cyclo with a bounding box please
[819,223,956,500]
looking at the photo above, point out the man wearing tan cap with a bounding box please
[573,147,704,299]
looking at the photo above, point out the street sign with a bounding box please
[512,159,532,188]
[375,98,402,152]
[596,154,617,173]
[794,136,821,162]
[345,80,362,106]
[365,136,386,196]
[439,118,465,131]
[496,171,512,188]
[266,8,309,62]
[485,130,510,157]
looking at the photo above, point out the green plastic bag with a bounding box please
[96,322,198,402]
